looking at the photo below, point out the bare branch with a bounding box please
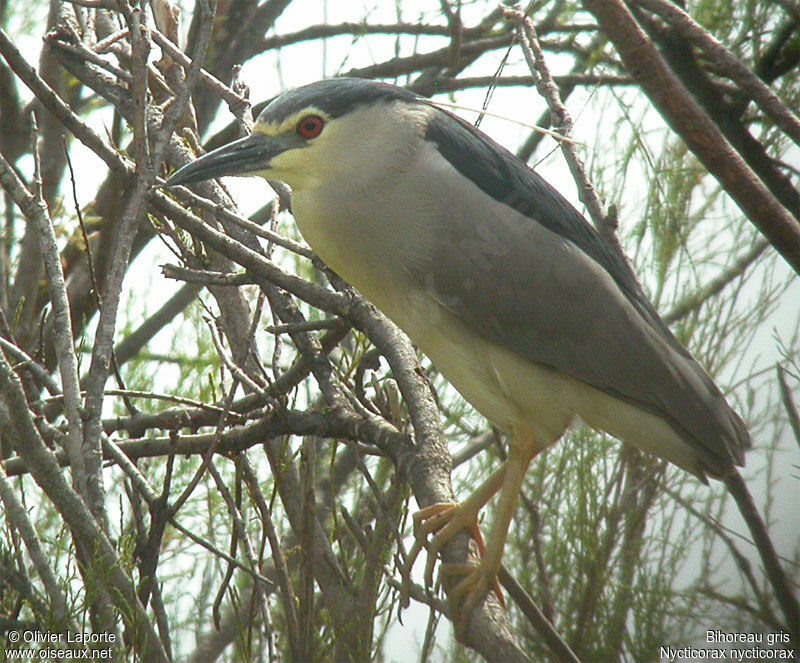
[632,0,800,145]
[0,349,169,661]
[581,0,800,275]
[0,27,126,174]
[0,142,88,505]
[0,470,76,634]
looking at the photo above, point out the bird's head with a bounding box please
[166,78,432,192]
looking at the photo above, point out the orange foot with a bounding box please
[399,502,504,618]
[439,559,503,638]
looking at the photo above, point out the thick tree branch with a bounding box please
[632,0,800,145]
[581,0,800,275]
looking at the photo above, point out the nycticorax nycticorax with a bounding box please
[166,77,750,628]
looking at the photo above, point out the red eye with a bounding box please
[297,115,324,139]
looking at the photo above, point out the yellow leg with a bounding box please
[399,463,507,608]
[440,440,534,634]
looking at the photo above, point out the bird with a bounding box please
[166,77,750,630]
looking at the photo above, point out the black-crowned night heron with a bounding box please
[167,77,750,629]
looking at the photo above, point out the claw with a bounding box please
[441,564,491,636]
[421,505,487,589]
[439,561,505,635]
[398,500,503,617]
[399,438,540,635]
[399,461,514,626]
[400,502,460,608]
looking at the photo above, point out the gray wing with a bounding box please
[421,109,749,473]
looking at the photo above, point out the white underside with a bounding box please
[386,288,701,473]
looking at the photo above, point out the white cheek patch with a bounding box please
[269,147,310,172]
[264,145,320,189]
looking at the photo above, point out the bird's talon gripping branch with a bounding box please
[426,503,480,586]
[439,562,498,634]
[399,497,504,618]
[439,562,505,611]
[398,466,509,614]
[400,502,464,607]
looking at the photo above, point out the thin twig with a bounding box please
[0,349,169,661]
[151,0,218,169]
[0,27,126,174]
[150,28,248,113]
[0,470,77,635]
[163,185,312,258]
[207,459,275,658]
[0,131,89,507]
[63,139,137,417]
[663,238,770,324]
[265,319,341,335]
[429,73,633,92]
[162,264,253,287]
[501,8,612,236]
[777,366,800,452]
[239,455,303,660]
